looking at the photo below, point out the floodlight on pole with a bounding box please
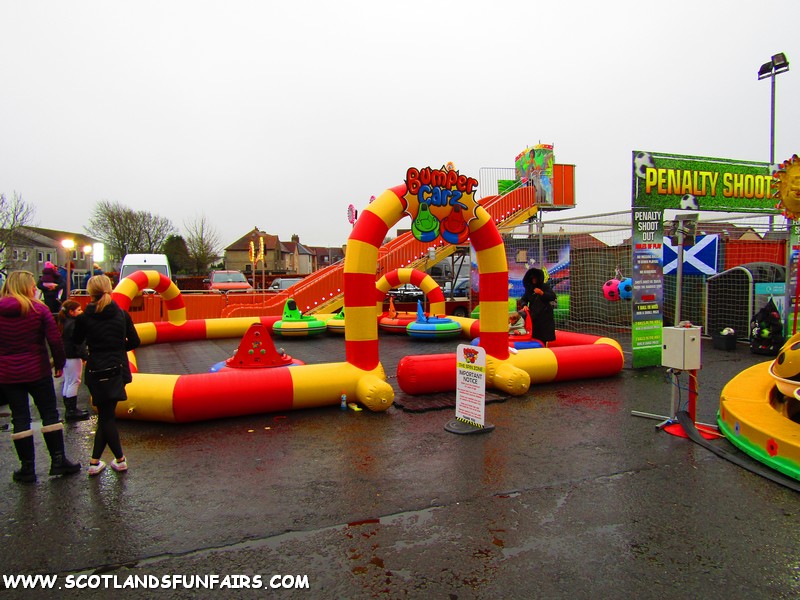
[771,52,789,73]
[759,52,792,336]
[757,52,790,163]
[92,242,104,262]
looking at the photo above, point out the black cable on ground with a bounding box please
[675,410,800,493]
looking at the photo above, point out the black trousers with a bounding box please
[92,401,123,460]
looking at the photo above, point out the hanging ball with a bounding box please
[618,277,633,301]
[603,279,621,302]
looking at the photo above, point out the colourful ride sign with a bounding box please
[402,165,480,245]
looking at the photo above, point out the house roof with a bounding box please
[282,241,314,256]
[226,228,280,252]
[225,228,321,255]
[694,222,759,240]
[1,228,41,248]
[308,246,345,259]
[23,226,99,247]
[571,233,611,249]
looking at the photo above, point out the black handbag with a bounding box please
[87,364,127,402]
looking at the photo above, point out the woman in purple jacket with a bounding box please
[0,271,81,482]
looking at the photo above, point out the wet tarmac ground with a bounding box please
[1,332,799,599]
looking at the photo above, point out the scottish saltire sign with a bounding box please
[662,235,719,275]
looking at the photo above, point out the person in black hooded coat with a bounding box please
[518,267,557,345]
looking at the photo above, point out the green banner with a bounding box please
[632,151,776,213]
[631,208,664,368]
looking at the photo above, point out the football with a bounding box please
[633,152,655,179]
[603,279,621,302]
[680,193,698,210]
[618,277,633,301]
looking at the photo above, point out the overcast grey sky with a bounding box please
[2,1,798,249]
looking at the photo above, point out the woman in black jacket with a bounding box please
[518,267,557,346]
[73,275,140,476]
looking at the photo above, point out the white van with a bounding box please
[120,254,172,281]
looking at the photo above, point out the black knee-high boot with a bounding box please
[41,424,81,476]
[63,397,90,422]
[12,433,36,483]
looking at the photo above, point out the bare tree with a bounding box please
[0,192,36,276]
[184,215,221,275]
[86,200,174,260]
[138,211,174,253]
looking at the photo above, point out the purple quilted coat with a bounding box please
[0,297,66,383]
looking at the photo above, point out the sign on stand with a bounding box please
[445,344,495,435]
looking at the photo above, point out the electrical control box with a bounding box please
[661,326,702,370]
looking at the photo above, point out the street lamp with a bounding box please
[61,239,75,297]
[757,52,790,163]
[759,52,793,334]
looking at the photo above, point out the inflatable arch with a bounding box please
[343,183,534,397]
[345,183,510,368]
[374,268,446,316]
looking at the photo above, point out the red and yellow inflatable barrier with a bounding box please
[112,271,391,422]
[397,330,624,395]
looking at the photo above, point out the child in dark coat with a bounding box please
[57,300,90,421]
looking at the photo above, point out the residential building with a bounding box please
[223,227,283,278]
[1,226,105,290]
[223,228,343,278]
[308,245,345,271]
[282,235,314,275]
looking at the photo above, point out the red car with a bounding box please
[204,270,254,292]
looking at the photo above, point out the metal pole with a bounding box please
[537,212,544,269]
[769,73,775,230]
[771,71,795,335]
[770,71,776,164]
[675,230,684,324]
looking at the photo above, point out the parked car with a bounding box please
[387,284,424,302]
[442,278,470,298]
[268,277,303,291]
[204,270,253,292]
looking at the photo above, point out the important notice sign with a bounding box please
[455,344,487,427]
